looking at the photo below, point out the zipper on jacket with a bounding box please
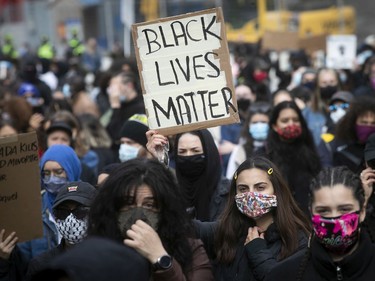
[336,266,343,280]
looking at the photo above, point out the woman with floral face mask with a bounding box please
[265,166,375,281]
[266,101,321,215]
[87,158,214,281]
[194,156,310,281]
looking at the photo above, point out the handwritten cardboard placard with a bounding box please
[0,132,43,242]
[132,7,239,135]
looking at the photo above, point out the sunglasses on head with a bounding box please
[53,206,90,220]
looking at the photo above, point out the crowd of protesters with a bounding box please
[1,31,375,281]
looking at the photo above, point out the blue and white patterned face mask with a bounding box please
[43,175,68,194]
[119,144,139,162]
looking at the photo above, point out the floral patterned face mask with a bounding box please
[276,124,302,140]
[235,191,277,219]
[312,211,360,255]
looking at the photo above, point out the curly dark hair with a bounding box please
[335,95,375,142]
[87,158,194,272]
[215,156,311,264]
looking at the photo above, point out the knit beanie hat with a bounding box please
[119,114,149,148]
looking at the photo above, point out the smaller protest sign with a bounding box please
[0,132,43,243]
[326,34,357,69]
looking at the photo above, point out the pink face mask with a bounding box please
[312,211,360,255]
[235,191,277,219]
[276,124,302,140]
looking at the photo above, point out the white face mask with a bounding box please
[330,107,347,124]
[119,143,139,162]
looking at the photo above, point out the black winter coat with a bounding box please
[195,222,307,281]
[265,232,375,281]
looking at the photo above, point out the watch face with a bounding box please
[159,255,172,268]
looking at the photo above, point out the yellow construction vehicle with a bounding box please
[226,0,356,43]
[139,0,356,44]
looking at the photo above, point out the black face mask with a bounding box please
[118,207,159,238]
[320,85,338,100]
[302,81,316,91]
[176,154,206,180]
[237,99,251,111]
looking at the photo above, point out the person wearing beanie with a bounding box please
[25,181,98,280]
[118,114,152,162]
[45,121,73,148]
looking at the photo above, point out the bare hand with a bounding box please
[360,167,375,204]
[245,226,264,245]
[0,229,18,260]
[107,82,121,108]
[124,220,168,263]
[146,130,169,159]
[29,113,44,130]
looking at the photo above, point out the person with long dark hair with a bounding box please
[266,166,375,281]
[87,158,213,281]
[195,156,310,281]
[266,100,321,215]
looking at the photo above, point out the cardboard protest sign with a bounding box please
[0,132,43,242]
[299,34,327,54]
[326,35,357,69]
[262,31,299,51]
[132,7,239,135]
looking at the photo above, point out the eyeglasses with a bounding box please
[328,103,349,112]
[53,206,90,220]
[41,168,66,180]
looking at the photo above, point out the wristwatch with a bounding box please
[152,255,172,271]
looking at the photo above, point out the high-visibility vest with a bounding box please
[2,44,18,59]
[38,43,54,59]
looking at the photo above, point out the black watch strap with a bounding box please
[152,255,172,271]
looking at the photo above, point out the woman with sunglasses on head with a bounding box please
[0,145,82,281]
[24,181,97,280]
[195,156,310,281]
[266,166,375,281]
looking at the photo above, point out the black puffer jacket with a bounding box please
[265,232,375,281]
